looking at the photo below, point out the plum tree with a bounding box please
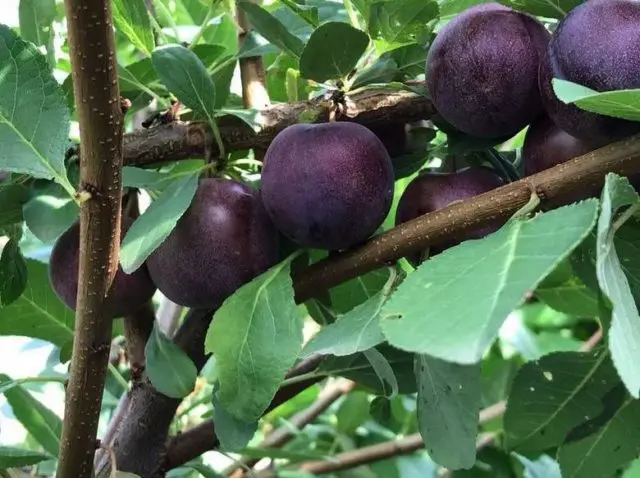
[425,3,550,139]
[49,217,156,318]
[146,178,280,308]
[539,0,640,144]
[395,167,504,265]
[261,121,394,251]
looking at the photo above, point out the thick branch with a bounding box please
[293,134,640,303]
[57,1,124,477]
[122,88,435,166]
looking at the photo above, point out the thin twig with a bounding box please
[227,378,356,476]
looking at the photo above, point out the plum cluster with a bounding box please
[426,0,640,177]
[47,0,640,316]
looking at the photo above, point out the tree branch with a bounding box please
[56,1,124,476]
[122,87,435,166]
[228,378,356,477]
[236,0,271,111]
[293,134,640,303]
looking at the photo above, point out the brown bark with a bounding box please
[122,87,435,166]
[236,0,271,111]
[56,1,124,476]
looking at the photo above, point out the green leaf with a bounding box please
[595,174,640,398]
[514,454,562,478]
[301,268,397,358]
[0,446,51,468]
[115,473,142,478]
[415,355,481,470]
[0,25,73,194]
[18,0,56,48]
[535,260,600,317]
[319,344,417,394]
[329,267,393,314]
[120,171,199,273]
[363,347,399,397]
[212,391,259,452]
[0,375,66,395]
[0,239,28,306]
[145,322,198,399]
[0,373,62,456]
[0,183,30,227]
[237,1,305,58]
[299,22,369,82]
[0,259,74,347]
[552,78,640,122]
[152,44,217,122]
[336,391,370,434]
[368,0,438,48]
[217,108,262,132]
[205,253,305,422]
[557,395,640,478]
[504,349,619,453]
[380,200,599,364]
[23,192,79,243]
[113,0,155,56]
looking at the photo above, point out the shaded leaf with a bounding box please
[0,239,28,306]
[557,396,640,478]
[319,344,417,394]
[0,259,74,347]
[145,322,198,399]
[536,260,600,317]
[504,349,619,453]
[0,183,30,227]
[415,355,481,470]
[204,254,305,421]
[380,200,599,364]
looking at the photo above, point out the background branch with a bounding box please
[56,0,125,476]
[236,0,271,111]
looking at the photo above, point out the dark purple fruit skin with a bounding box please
[49,217,157,318]
[523,116,598,176]
[426,3,550,139]
[146,178,280,309]
[395,168,504,265]
[261,122,395,251]
[539,0,640,144]
[368,123,409,158]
